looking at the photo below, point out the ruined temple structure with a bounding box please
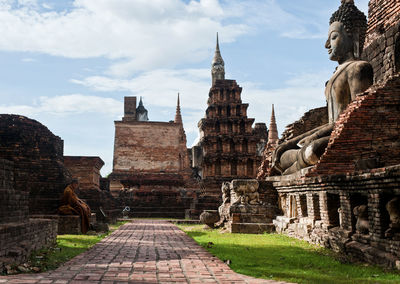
[260,0,400,269]
[0,115,67,271]
[0,115,71,215]
[257,104,281,179]
[64,156,120,223]
[109,95,198,218]
[191,35,268,216]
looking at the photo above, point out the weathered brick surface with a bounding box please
[0,218,57,270]
[58,215,81,235]
[0,158,58,270]
[365,0,400,46]
[279,107,328,143]
[0,115,71,215]
[309,75,400,177]
[118,185,196,219]
[64,156,104,190]
[363,0,400,83]
[0,159,28,224]
[0,220,288,283]
[113,122,189,174]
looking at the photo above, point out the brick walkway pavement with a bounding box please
[0,220,288,284]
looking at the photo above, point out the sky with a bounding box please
[0,0,370,175]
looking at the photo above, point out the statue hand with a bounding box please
[298,136,313,148]
[271,144,285,174]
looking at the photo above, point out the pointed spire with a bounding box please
[211,32,225,85]
[268,104,279,146]
[174,93,182,124]
[136,96,149,121]
[216,32,220,52]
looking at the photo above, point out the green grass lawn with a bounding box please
[178,224,400,284]
[29,221,129,272]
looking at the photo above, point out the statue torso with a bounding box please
[325,61,355,123]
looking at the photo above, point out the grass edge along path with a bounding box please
[27,221,129,273]
[177,224,400,284]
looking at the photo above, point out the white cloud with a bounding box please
[0,0,248,76]
[21,57,36,62]
[71,67,331,139]
[243,70,331,134]
[72,68,211,109]
[0,94,122,117]
[0,0,338,76]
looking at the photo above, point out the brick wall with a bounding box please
[365,0,400,46]
[0,115,71,215]
[0,218,57,270]
[280,106,328,143]
[309,75,400,176]
[64,156,104,190]
[0,159,28,224]
[272,165,400,268]
[0,157,58,271]
[113,121,189,174]
[123,97,137,122]
[363,0,400,83]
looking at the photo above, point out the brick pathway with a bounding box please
[0,220,288,284]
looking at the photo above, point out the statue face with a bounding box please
[325,21,353,63]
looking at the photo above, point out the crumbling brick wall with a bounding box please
[363,0,400,83]
[0,115,71,215]
[279,106,328,143]
[113,121,189,175]
[0,158,57,271]
[0,159,28,224]
[64,156,104,190]
[272,165,400,269]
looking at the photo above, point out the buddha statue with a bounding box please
[271,0,373,175]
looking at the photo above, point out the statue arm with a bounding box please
[271,123,329,172]
[297,123,334,147]
[348,61,373,100]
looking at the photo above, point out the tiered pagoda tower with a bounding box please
[195,34,268,184]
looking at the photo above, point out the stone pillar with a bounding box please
[369,192,382,237]
[340,192,352,231]
[306,193,314,219]
[123,97,137,121]
[319,191,329,225]
[295,194,302,218]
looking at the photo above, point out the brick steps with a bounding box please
[129,212,185,218]
[227,221,275,234]
[127,207,186,218]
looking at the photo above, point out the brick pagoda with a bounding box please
[192,35,268,213]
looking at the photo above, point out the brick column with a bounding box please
[340,192,352,231]
[319,192,329,225]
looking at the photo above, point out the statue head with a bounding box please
[325,0,367,62]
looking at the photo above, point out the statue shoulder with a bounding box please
[348,60,373,78]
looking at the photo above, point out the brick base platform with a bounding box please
[0,220,288,284]
[0,218,57,270]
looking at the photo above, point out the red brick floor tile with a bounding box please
[0,220,289,284]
